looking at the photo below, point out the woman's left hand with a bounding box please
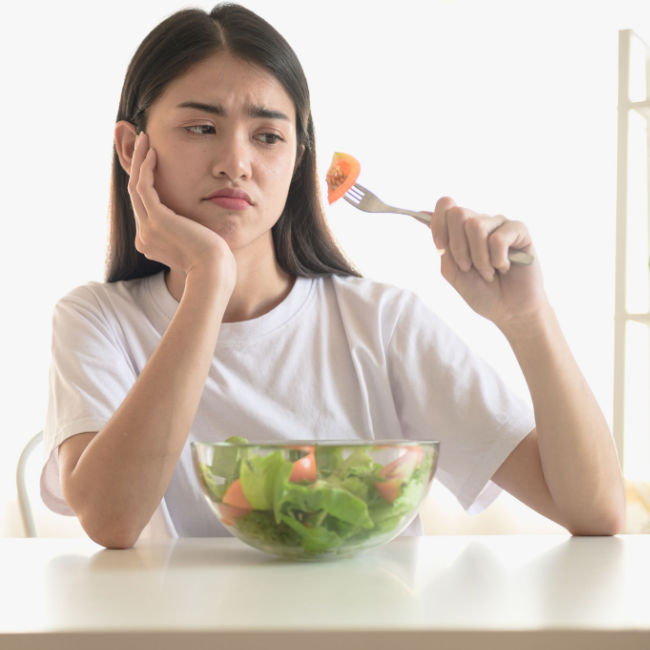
[430,197,625,535]
[429,196,547,330]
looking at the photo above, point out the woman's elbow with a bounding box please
[80,514,141,549]
[566,500,626,537]
[63,480,143,548]
[68,496,143,549]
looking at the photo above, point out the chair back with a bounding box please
[16,431,44,537]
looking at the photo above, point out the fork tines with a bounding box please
[342,183,365,205]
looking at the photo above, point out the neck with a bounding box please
[224,261,294,322]
[165,246,294,323]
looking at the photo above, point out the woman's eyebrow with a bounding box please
[177,101,224,115]
[247,105,290,121]
[176,101,289,121]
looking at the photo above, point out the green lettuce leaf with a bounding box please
[240,450,286,510]
[197,461,226,502]
[209,436,249,481]
[314,445,343,475]
[278,513,343,553]
[277,479,374,528]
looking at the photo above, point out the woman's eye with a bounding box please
[185,124,215,135]
[256,132,283,145]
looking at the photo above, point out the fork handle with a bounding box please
[392,208,432,225]
[397,208,534,265]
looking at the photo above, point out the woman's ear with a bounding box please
[114,121,138,174]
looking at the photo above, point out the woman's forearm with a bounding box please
[62,267,232,548]
[500,303,625,534]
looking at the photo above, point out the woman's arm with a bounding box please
[59,133,237,548]
[429,197,625,534]
[492,305,625,534]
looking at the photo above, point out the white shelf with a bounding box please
[629,100,650,119]
[627,312,650,324]
[614,30,650,476]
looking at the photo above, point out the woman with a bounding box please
[41,3,624,548]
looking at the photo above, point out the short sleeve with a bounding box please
[387,292,535,513]
[41,286,138,514]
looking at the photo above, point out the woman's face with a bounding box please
[144,51,299,253]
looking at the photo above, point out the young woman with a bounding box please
[41,3,624,548]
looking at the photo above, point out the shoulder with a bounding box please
[54,275,157,319]
[328,274,432,325]
[323,274,435,345]
[328,274,419,311]
[51,275,162,340]
[328,275,468,357]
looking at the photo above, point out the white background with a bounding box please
[2,0,649,536]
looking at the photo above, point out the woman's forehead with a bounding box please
[155,51,295,117]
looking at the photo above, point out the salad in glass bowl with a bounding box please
[191,438,439,560]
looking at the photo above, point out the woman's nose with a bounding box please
[212,135,252,181]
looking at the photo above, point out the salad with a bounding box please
[193,438,437,559]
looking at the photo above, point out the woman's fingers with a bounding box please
[430,196,455,252]
[128,132,172,259]
[463,213,508,281]
[128,132,150,255]
[135,145,162,218]
[446,205,479,274]
[431,197,530,281]
[487,219,520,274]
[128,132,148,218]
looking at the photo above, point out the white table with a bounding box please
[1,535,649,649]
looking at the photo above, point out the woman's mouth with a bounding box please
[204,188,252,211]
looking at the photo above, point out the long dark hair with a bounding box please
[106,3,359,282]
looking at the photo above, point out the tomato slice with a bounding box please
[222,478,253,511]
[217,502,250,527]
[289,451,317,483]
[379,447,424,479]
[374,447,424,503]
[326,152,361,204]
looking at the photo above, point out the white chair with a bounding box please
[16,431,43,537]
[15,430,89,538]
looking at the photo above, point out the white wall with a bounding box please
[3,0,649,536]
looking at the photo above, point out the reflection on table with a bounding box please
[0,535,648,650]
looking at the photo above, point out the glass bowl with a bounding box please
[191,439,439,560]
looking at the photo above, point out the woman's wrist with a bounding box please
[183,261,235,308]
[496,299,558,353]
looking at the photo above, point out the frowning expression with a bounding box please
[144,51,299,252]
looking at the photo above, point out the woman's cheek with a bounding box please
[266,158,295,205]
[153,152,197,213]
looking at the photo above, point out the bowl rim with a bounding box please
[191,439,440,449]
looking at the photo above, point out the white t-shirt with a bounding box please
[41,272,534,537]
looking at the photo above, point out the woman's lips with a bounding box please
[205,188,252,211]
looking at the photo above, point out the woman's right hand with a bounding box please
[60,134,240,549]
[128,132,237,293]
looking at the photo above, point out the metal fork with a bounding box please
[343,183,534,265]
